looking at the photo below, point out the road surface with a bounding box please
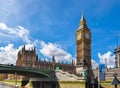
[0,83,15,88]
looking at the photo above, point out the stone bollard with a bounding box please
[91,79,95,88]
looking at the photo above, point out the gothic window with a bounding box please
[26,56,32,61]
[26,56,28,61]
[119,54,120,59]
[29,64,32,67]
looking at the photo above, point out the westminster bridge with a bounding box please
[0,64,60,88]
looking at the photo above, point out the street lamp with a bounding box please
[51,70,56,88]
[91,77,95,88]
[15,72,18,88]
[111,73,120,88]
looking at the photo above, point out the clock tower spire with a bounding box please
[80,11,86,24]
[79,11,87,30]
[76,12,91,75]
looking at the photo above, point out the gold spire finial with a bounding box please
[80,10,86,22]
[79,11,87,29]
[82,10,84,17]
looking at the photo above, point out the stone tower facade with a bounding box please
[16,45,38,67]
[76,13,92,74]
[114,46,120,68]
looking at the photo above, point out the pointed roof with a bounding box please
[52,55,55,63]
[78,11,87,30]
[80,11,86,22]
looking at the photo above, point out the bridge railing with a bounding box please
[0,64,52,78]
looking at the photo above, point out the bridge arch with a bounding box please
[0,64,51,80]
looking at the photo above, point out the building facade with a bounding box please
[16,45,76,74]
[114,46,120,68]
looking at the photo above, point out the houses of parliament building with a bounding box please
[16,45,76,74]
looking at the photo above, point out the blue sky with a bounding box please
[0,0,120,68]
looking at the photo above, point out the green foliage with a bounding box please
[0,75,2,81]
[59,81,85,84]
[100,81,111,83]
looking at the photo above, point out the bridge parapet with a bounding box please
[0,64,52,79]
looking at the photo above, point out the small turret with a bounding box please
[72,59,74,65]
[52,55,55,63]
[22,45,25,53]
[34,46,36,54]
[52,55,55,70]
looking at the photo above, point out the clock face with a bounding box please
[77,33,81,40]
[85,33,89,39]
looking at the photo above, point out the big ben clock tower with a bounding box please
[76,13,91,75]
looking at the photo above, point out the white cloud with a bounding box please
[16,26,31,43]
[92,59,98,69]
[0,43,37,64]
[0,44,18,64]
[98,51,115,68]
[23,44,35,51]
[0,22,31,43]
[40,41,74,62]
[0,0,39,24]
[0,22,8,29]
[0,0,21,22]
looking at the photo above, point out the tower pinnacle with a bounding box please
[80,11,86,22]
[79,11,87,29]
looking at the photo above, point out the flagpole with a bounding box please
[98,64,100,88]
[116,33,119,48]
